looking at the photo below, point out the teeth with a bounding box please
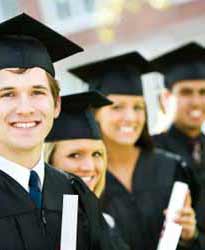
[190,110,202,118]
[120,126,135,133]
[81,176,93,182]
[12,122,37,128]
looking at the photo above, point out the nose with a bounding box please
[124,107,137,122]
[191,93,201,107]
[79,157,95,172]
[16,94,35,115]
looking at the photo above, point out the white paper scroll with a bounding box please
[61,195,78,250]
[141,72,165,135]
[157,181,188,250]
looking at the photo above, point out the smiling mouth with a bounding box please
[189,110,203,119]
[81,176,95,183]
[119,126,136,133]
[10,121,41,128]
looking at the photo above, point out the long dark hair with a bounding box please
[135,108,154,151]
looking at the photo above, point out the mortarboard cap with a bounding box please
[0,13,83,76]
[151,42,205,89]
[69,52,150,95]
[46,91,112,142]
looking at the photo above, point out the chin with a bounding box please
[117,134,140,145]
[116,139,137,146]
[11,141,42,151]
[187,125,202,131]
[88,184,95,192]
[184,120,201,128]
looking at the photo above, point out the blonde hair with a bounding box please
[44,140,107,198]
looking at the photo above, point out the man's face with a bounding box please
[172,80,205,131]
[0,67,60,154]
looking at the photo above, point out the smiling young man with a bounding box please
[0,13,114,250]
[0,68,60,167]
[152,42,205,250]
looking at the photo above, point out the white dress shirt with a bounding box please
[0,152,45,192]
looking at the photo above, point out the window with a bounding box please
[38,0,111,34]
[170,0,193,4]
[55,1,71,19]
[0,0,19,22]
[147,0,194,9]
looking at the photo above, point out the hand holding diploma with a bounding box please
[158,184,198,250]
[174,191,197,242]
[157,182,190,250]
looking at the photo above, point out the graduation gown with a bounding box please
[0,163,114,250]
[153,126,205,249]
[152,126,205,173]
[101,149,200,250]
[103,213,130,250]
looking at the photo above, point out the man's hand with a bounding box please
[174,191,197,241]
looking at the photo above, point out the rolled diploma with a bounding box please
[61,195,78,250]
[157,181,188,250]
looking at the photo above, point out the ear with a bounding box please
[158,88,172,114]
[54,95,61,119]
[94,108,100,121]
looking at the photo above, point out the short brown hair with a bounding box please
[135,108,154,151]
[46,72,60,106]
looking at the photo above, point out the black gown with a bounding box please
[0,163,115,250]
[101,149,201,250]
[103,212,130,250]
[153,126,205,249]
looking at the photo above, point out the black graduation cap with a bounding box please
[46,91,112,142]
[151,42,205,89]
[69,52,150,95]
[0,13,83,76]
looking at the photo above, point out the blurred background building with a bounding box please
[1,0,205,133]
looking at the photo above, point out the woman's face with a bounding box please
[51,139,105,192]
[95,94,146,146]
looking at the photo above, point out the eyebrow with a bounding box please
[179,87,193,92]
[0,87,15,92]
[32,85,49,90]
[0,85,49,92]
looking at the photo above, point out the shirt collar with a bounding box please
[0,151,45,192]
[169,125,203,144]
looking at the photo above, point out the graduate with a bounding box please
[0,13,115,250]
[69,52,200,250]
[45,90,130,250]
[151,42,205,250]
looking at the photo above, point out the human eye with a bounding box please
[32,85,49,96]
[93,151,103,158]
[67,152,80,159]
[134,105,144,111]
[32,89,47,96]
[111,104,123,110]
[199,89,205,96]
[0,91,15,98]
